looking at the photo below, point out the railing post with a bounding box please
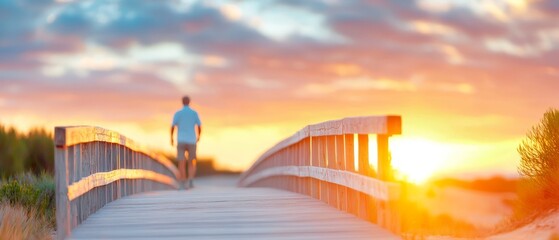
[326,136,337,208]
[377,135,390,181]
[335,135,346,211]
[55,128,71,240]
[70,145,78,230]
[297,141,303,195]
[310,137,320,200]
[289,146,296,192]
[357,134,371,221]
[304,137,311,196]
[378,133,401,233]
[344,134,357,216]
[377,134,389,228]
[319,136,328,204]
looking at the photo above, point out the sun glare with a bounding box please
[352,135,451,184]
[389,137,452,184]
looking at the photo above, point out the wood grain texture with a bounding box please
[67,169,179,201]
[241,116,401,180]
[55,145,71,239]
[238,166,399,201]
[238,116,403,235]
[55,126,179,178]
[357,134,370,221]
[69,187,400,240]
[55,126,180,240]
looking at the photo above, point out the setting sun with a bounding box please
[389,137,453,184]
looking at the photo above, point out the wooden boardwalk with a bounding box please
[69,186,400,240]
[55,118,404,239]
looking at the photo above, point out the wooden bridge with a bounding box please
[55,116,403,239]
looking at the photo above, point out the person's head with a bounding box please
[182,96,191,106]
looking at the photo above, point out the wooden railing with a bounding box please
[54,126,179,240]
[239,116,402,233]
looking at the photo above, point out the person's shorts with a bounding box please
[177,143,197,161]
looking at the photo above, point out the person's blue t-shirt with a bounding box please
[172,106,201,144]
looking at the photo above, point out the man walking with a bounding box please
[171,96,202,189]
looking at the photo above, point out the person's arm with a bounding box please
[170,126,175,146]
[195,113,202,143]
[171,112,178,146]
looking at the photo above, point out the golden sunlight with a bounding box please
[389,137,452,184]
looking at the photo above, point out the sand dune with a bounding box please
[489,210,559,240]
[409,185,515,229]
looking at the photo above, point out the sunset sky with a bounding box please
[1,0,558,181]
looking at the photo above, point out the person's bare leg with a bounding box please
[177,146,187,189]
[179,160,187,184]
[188,159,196,188]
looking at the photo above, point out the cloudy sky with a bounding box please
[1,0,558,180]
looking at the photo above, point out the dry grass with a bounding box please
[489,208,549,236]
[0,202,52,240]
[394,181,528,239]
[398,200,482,239]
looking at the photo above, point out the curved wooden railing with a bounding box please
[54,126,179,240]
[239,116,403,233]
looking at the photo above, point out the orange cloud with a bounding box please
[324,63,363,76]
[2,0,559,177]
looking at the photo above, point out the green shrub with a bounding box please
[0,181,39,207]
[517,108,559,215]
[33,176,55,223]
[0,125,54,178]
[0,173,55,227]
[24,129,55,175]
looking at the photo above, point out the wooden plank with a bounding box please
[310,137,320,200]
[342,116,401,136]
[377,134,391,181]
[357,134,369,221]
[55,126,179,178]
[302,138,311,196]
[70,187,400,240]
[318,136,328,204]
[237,166,395,201]
[326,136,338,208]
[296,141,303,195]
[377,134,389,227]
[67,169,179,201]
[309,119,344,136]
[344,134,357,217]
[288,145,297,193]
[55,143,71,240]
[335,135,347,212]
[55,126,140,151]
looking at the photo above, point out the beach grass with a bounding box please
[0,202,52,240]
[0,173,56,239]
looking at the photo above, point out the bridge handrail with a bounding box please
[55,126,179,240]
[241,116,401,180]
[239,116,402,232]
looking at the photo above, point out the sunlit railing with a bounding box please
[54,126,179,240]
[239,116,402,233]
